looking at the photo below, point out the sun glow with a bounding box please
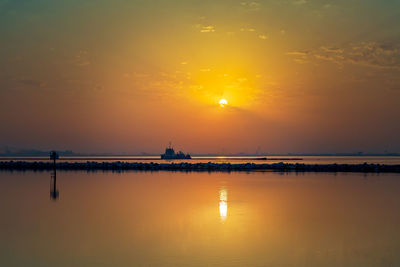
[219,99,228,107]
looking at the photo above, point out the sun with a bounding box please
[219,99,228,107]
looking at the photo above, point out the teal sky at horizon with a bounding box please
[0,0,399,154]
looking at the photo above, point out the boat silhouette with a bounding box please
[161,144,191,159]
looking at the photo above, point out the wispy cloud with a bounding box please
[320,46,344,54]
[293,0,308,5]
[72,50,91,67]
[240,1,260,11]
[239,27,268,41]
[287,42,400,70]
[240,28,256,32]
[200,68,211,72]
[196,25,215,33]
[286,51,309,56]
[16,78,47,88]
[347,42,400,69]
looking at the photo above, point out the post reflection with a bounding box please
[219,188,228,221]
[49,150,59,200]
[50,169,59,200]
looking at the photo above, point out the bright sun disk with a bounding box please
[219,99,228,107]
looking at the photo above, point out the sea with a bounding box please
[1,156,400,266]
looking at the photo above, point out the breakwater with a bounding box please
[1,161,400,173]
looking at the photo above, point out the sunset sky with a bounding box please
[0,0,399,154]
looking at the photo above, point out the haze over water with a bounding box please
[2,170,400,266]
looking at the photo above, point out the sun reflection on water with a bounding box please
[219,188,228,221]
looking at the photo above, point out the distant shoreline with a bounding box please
[0,157,303,161]
[1,161,400,173]
[1,154,400,158]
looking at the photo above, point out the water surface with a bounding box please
[1,171,400,266]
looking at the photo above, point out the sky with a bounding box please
[0,0,399,154]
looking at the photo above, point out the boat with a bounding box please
[161,144,191,159]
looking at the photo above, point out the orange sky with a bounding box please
[0,0,399,154]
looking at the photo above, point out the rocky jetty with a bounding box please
[0,161,400,173]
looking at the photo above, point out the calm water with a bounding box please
[1,171,400,266]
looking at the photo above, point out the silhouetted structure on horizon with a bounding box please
[161,143,191,159]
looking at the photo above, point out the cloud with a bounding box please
[73,50,91,67]
[240,1,260,11]
[287,42,400,70]
[313,54,342,64]
[320,46,344,54]
[286,51,309,56]
[16,78,47,88]
[241,1,260,7]
[240,28,256,32]
[239,27,268,41]
[293,58,308,64]
[347,42,400,69]
[198,25,215,33]
[293,0,308,5]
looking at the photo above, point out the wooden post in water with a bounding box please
[49,151,59,200]
[50,151,58,169]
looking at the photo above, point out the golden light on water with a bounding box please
[219,99,228,107]
[219,188,228,221]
